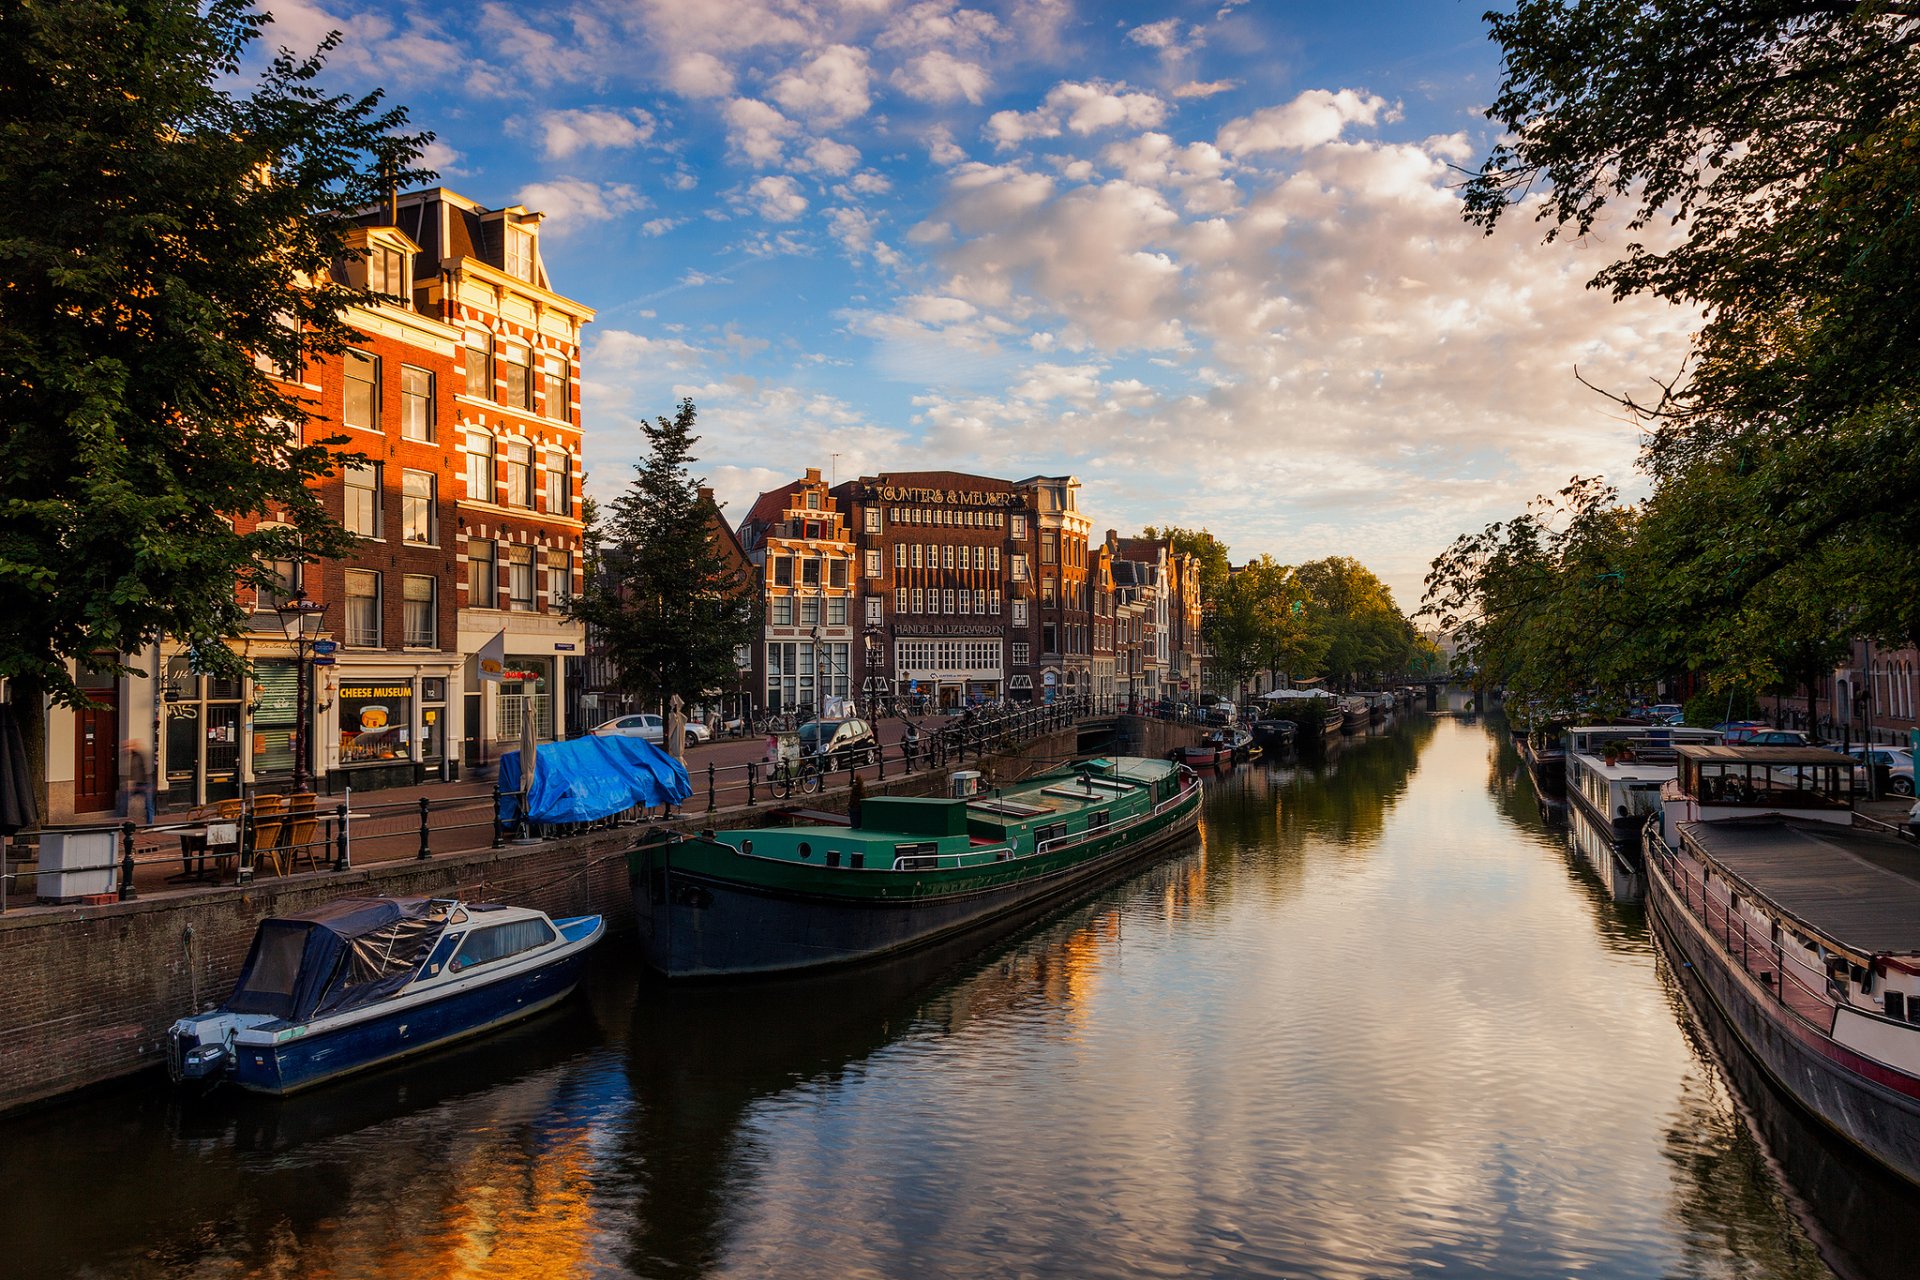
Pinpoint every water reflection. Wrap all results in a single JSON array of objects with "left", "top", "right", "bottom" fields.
[{"left": 3, "top": 714, "right": 1914, "bottom": 1279}]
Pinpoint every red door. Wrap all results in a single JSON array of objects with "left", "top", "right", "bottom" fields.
[{"left": 73, "top": 688, "right": 119, "bottom": 813}]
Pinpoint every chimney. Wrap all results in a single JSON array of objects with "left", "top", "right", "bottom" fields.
[
  {"left": 697, "top": 486, "right": 715, "bottom": 503},
  {"left": 804, "top": 467, "right": 822, "bottom": 483}
]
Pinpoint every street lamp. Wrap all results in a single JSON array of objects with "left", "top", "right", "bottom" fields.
[{"left": 276, "top": 589, "right": 327, "bottom": 794}]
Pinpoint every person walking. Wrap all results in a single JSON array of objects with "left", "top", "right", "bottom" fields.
[{"left": 123, "top": 739, "right": 154, "bottom": 826}]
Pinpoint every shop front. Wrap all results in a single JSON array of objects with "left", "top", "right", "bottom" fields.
[{"left": 325, "top": 673, "right": 454, "bottom": 793}]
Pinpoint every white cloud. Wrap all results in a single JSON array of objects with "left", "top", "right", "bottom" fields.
[
  {"left": 1174, "top": 79, "right": 1238, "bottom": 99},
  {"left": 641, "top": 216, "right": 687, "bottom": 236},
  {"left": 722, "top": 97, "right": 799, "bottom": 166},
  {"left": 892, "top": 50, "right": 992, "bottom": 104},
  {"left": 770, "top": 44, "right": 873, "bottom": 125},
  {"left": 988, "top": 80, "right": 1168, "bottom": 149},
  {"left": 517, "top": 178, "right": 645, "bottom": 226},
  {"left": 1218, "top": 88, "right": 1396, "bottom": 155},
  {"left": 805, "top": 137, "right": 863, "bottom": 175},
  {"left": 746, "top": 175, "right": 810, "bottom": 222},
  {"left": 529, "top": 107, "right": 657, "bottom": 159},
  {"left": 878, "top": 2, "right": 1004, "bottom": 52},
  {"left": 926, "top": 125, "right": 968, "bottom": 167},
  {"left": 417, "top": 137, "right": 464, "bottom": 178},
  {"left": 1127, "top": 18, "right": 1184, "bottom": 50},
  {"left": 668, "top": 50, "right": 736, "bottom": 97}
]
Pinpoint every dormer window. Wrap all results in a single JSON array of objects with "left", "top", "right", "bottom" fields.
[
  {"left": 505, "top": 225, "right": 534, "bottom": 281},
  {"left": 368, "top": 243, "right": 409, "bottom": 300}
]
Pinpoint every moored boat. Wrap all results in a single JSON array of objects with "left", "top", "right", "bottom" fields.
[
  {"left": 1250, "top": 718, "right": 1297, "bottom": 755},
  {"left": 1563, "top": 724, "right": 1722, "bottom": 899},
  {"left": 1646, "top": 744, "right": 1920, "bottom": 1188},
  {"left": 1340, "top": 697, "right": 1368, "bottom": 733},
  {"left": 168, "top": 897, "right": 603, "bottom": 1095},
  {"left": 1179, "top": 742, "right": 1219, "bottom": 767},
  {"left": 630, "top": 755, "right": 1201, "bottom": 979}
]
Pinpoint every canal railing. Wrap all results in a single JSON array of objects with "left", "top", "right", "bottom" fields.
[{"left": 2, "top": 696, "right": 1183, "bottom": 912}]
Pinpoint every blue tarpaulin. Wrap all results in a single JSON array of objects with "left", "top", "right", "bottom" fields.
[{"left": 497, "top": 735, "right": 693, "bottom": 826}]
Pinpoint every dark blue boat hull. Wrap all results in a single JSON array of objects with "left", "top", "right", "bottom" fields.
[{"left": 229, "top": 949, "right": 592, "bottom": 1095}]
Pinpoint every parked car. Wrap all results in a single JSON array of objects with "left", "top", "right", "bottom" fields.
[
  {"left": 588, "top": 713, "right": 708, "bottom": 750},
  {"left": 797, "top": 717, "right": 878, "bottom": 767},
  {"left": 1648, "top": 704, "right": 1685, "bottom": 725},
  {"left": 1716, "top": 720, "right": 1772, "bottom": 745},
  {"left": 1845, "top": 745, "right": 1916, "bottom": 797}
]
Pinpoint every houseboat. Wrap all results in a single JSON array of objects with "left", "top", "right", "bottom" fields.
[
  {"left": 1250, "top": 718, "right": 1297, "bottom": 755},
  {"left": 168, "top": 897, "right": 603, "bottom": 1095},
  {"left": 1646, "top": 744, "right": 1920, "bottom": 1188},
  {"left": 1340, "top": 697, "right": 1369, "bottom": 734},
  {"left": 1564, "top": 724, "right": 1722, "bottom": 900},
  {"left": 630, "top": 756, "right": 1201, "bottom": 979}
]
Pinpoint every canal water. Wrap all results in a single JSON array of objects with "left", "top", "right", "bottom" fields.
[{"left": 3, "top": 714, "right": 1912, "bottom": 1279}]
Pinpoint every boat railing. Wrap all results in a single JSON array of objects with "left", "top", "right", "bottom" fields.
[{"left": 1646, "top": 827, "right": 1838, "bottom": 1034}]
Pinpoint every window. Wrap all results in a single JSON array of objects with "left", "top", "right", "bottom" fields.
[
  {"left": 802, "top": 558, "right": 822, "bottom": 586},
  {"left": 404, "top": 575, "right": 436, "bottom": 647},
  {"left": 547, "top": 549, "right": 571, "bottom": 606},
  {"left": 504, "top": 225, "right": 535, "bottom": 282},
  {"left": 401, "top": 470, "right": 435, "bottom": 545},
  {"left": 772, "top": 596, "right": 792, "bottom": 625},
  {"left": 1012, "top": 555, "right": 1029, "bottom": 582},
  {"left": 975, "top": 589, "right": 986, "bottom": 614},
  {"left": 990, "top": 547, "right": 1001, "bottom": 571},
  {"left": 974, "top": 546, "right": 986, "bottom": 570},
  {"left": 1012, "top": 641, "right": 1029, "bottom": 664},
  {"left": 911, "top": 544, "right": 923, "bottom": 569},
  {"left": 502, "top": 345, "right": 533, "bottom": 410},
  {"left": 895, "top": 587, "right": 906, "bottom": 612},
  {"left": 805, "top": 490, "right": 821, "bottom": 509},
  {"left": 865, "top": 507, "right": 881, "bottom": 534},
  {"left": 508, "top": 545, "right": 535, "bottom": 610},
  {"left": 464, "top": 336, "right": 490, "bottom": 398},
  {"left": 943, "top": 589, "right": 955, "bottom": 614},
  {"left": 468, "top": 538, "right": 496, "bottom": 608},
  {"left": 895, "top": 544, "right": 908, "bottom": 569},
  {"left": 546, "top": 449, "right": 571, "bottom": 515},
  {"left": 505, "top": 441, "right": 534, "bottom": 507},
  {"left": 1042, "top": 535, "right": 1057, "bottom": 564},
  {"left": 1044, "top": 624, "right": 1058, "bottom": 653},
  {"left": 773, "top": 555, "right": 793, "bottom": 586},
  {"left": 958, "top": 590, "right": 972, "bottom": 615},
  {"left": 367, "top": 243, "right": 409, "bottom": 298},
  {"left": 258, "top": 558, "right": 302, "bottom": 612},
  {"left": 865, "top": 550, "right": 882, "bottom": 578},
  {"left": 828, "top": 598, "right": 847, "bottom": 625},
  {"left": 545, "top": 357, "right": 571, "bottom": 422},
  {"left": 344, "top": 350, "right": 378, "bottom": 430},
  {"left": 1012, "top": 515, "right": 1027, "bottom": 539},
  {"left": 1043, "top": 579, "right": 1057, "bottom": 608},
  {"left": 991, "top": 590, "right": 1002, "bottom": 615},
  {"left": 467, "top": 433, "right": 495, "bottom": 501},
  {"left": 867, "top": 597, "right": 883, "bottom": 624},
  {"left": 345, "top": 461, "right": 381, "bottom": 537},
  {"left": 451, "top": 917, "right": 555, "bottom": 973},
  {"left": 399, "top": 366, "right": 433, "bottom": 442},
  {"left": 912, "top": 587, "right": 924, "bottom": 613},
  {"left": 800, "top": 597, "right": 819, "bottom": 625},
  {"left": 943, "top": 545, "right": 955, "bottom": 570},
  {"left": 830, "top": 560, "right": 848, "bottom": 588},
  {"left": 345, "top": 570, "right": 381, "bottom": 647},
  {"left": 1012, "top": 598, "right": 1029, "bottom": 626}
]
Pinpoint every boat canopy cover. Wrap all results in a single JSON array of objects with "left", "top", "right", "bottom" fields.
[
  {"left": 498, "top": 734, "right": 693, "bottom": 826},
  {"left": 224, "top": 897, "right": 449, "bottom": 1023}
]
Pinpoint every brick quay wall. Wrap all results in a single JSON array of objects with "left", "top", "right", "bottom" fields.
[{"left": 0, "top": 720, "right": 1199, "bottom": 1116}]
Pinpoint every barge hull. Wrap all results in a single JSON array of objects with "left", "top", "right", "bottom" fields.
[
  {"left": 634, "top": 792, "right": 1201, "bottom": 979},
  {"left": 1648, "top": 862, "right": 1920, "bottom": 1188}
]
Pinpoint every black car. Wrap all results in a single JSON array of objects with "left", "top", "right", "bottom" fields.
[{"left": 797, "top": 717, "right": 878, "bottom": 766}]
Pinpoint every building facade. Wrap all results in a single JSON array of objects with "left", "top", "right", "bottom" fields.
[{"left": 738, "top": 469, "right": 860, "bottom": 719}]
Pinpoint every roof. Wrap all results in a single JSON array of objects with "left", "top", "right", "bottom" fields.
[
  {"left": 845, "top": 470, "right": 1023, "bottom": 494},
  {"left": 1677, "top": 744, "right": 1854, "bottom": 766},
  {"left": 1684, "top": 818, "right": 1920, "bottom": 957}
]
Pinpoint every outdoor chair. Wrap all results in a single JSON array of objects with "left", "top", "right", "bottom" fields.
[
  {"left": 283, "top": 793, "right": 321, "bottom": 872},
  {"left": 248, "top": 794, "right": 288, "bottom": 876}
]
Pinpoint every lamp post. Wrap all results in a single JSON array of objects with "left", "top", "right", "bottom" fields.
[{"left": 276, "top": 590, "right": 327, "bottom": 794}]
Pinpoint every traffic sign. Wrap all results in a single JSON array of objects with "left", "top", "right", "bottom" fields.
[{"left": 312, "top": 639, "right": 338, "bottom": 655}]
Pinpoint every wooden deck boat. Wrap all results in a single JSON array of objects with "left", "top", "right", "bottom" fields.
[
  {"left": 168, "top": 897, "right": 603, "bottom": 1095},
  {"left": 630, "top": 756, "right": 1201, "bottom": 979},
  {"left": 1646, "top": 745, "right": 1920, "bottom": 1187}
]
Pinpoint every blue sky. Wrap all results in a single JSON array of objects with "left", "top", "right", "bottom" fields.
[{"left": 268, "top": 0, "right": 1692, "bottom": 607}]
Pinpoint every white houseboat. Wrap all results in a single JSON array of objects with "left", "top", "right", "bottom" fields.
[{"left": 1562, "top": 724, "right": 1721, "bottom": 899}]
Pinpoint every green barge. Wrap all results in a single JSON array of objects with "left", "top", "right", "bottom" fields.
[{"left": 629, "top": 756, "right": 1202, "bottom": 978}]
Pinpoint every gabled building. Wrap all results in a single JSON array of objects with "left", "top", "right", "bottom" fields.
[
  {"left": 1019, "top": 476, "right": 1094, "bottom": 706},
  {"left": 738, "top": 468, "right": 859, "bottom": 718}
]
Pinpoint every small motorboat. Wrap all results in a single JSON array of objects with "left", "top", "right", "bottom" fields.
[
  {"left": 1251, "top": 719, "right": 1297, "bottom": 754},
  {"left": 168, "top": 896, "right": 603, "bottom": 1095},
  {"left": 1178, "top": 742, "right": 1219, "bottom": 768}
]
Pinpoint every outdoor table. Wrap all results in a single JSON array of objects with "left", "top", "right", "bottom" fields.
[{"left": 171, "top": 821, "right": 239, "bottom": 882}]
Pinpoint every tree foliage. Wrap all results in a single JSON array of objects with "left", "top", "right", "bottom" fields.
[
  {"left": 0, "top": 0, "right": 428, "bottom": 711},
  {"left": 1467, "top": 1, "right": 1920, "bottom": 672},
  {"left": 570, "top": 400, "right": 760, "bottom": 716},
  {"left": 1296, "top": 556, "right": 1417, "bottom": 688}
]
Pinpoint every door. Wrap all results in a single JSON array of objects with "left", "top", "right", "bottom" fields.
[{"left": 73, "top": 680, "right": 119, "bottom": 813}]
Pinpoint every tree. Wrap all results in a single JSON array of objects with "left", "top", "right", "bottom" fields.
[
  {"left": 1467, "top": 2, "right": 1920, "bottom": 656},
  {"left": 571, "top": 400, "right": 760, "bottom": 717},
  {"left": 1296, "top": 557, "right": 1415, "bottom": 688},
  {"left": 0, "top": 0, "right": 428, "bottom": 787}
]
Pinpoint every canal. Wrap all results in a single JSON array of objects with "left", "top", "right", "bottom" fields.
[{"left": 3, "top": 713, "right": 1912, "bottom": 1279}]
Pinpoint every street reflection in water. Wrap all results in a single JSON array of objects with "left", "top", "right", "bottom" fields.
[{"left": 2, "top": 715, "right": 1911, "bottom": 1279}]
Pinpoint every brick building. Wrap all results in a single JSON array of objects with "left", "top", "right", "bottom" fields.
[
  {"left": 738, "top": 468, "right": 860, "bottom": 718},
  {"left": 43, "top": 185, "right": 593, "bottom": 822},
  {"left": 1021, "top": 476, "right": 1094, "bottom": 706}
]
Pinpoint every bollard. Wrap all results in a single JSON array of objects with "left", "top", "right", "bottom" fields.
[
  {"left": 118, "top": 821, "right": 138, "bottom": 901},
  {"left": 708, "top": 762, "right": 717, "bottom": 814},
  {"left": 334, "top": 803, "right": 350, "bottom": 871},
  {"left": 747, "top": 760, "right": 758, "bottom": 805},
  {"left": 491, "top": 780, "right": 503, "bottom": 848},
  {"left": 417, "top": 795, "right": 432, "bottom": 860}
]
